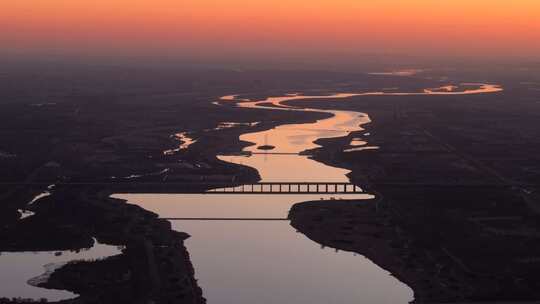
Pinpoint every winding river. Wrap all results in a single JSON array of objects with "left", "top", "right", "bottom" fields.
[
  {"left": 0, "top": 83, "right": 504, "bottom": 302},
  {"left": 117, "top": 83, "right": 502, "bottom": 304}
]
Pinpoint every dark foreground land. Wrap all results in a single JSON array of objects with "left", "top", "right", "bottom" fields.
[
  {"left": 288, "top": 72, "right": 540, "bottom": 302},
  {"left": 1, "top": 63, "right": 540, "bottom": 303},
  {"left": 0, "top": 65, "right": 395, "bottom": 303}
]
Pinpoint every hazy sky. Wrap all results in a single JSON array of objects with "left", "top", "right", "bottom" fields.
[{"left": 2, "top": 1, "right": 540, "bottom": 66}]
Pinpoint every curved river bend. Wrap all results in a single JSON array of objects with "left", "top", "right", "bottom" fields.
[{"left": 117, "top": 83, "right": 502, "bottom": 304}]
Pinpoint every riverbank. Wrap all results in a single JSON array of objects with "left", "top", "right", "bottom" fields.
[
  {"left": 0, "top": 76, "right": 335, "bottom": 302},
  {"left": 286, "top": 86, "right": 540, "bottom": 302},
  {"left": 1, "top": 187, "right": 206, "bottom": 304},
  {"left": 3, "top": 66, "right": 539, "bottom": 302},
  {"left": 289, "top": 198, "right": 474, "bottom": 303}
]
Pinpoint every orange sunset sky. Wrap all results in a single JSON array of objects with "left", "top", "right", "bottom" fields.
[{"left": 1, "top": 0, "right": 540, "bottom": 64}]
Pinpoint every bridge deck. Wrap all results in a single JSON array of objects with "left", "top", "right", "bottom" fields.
[
  {"left": 207, "top": 182, "right": 364, "bottom": 194},
  {"left": 163, "top": 217, "right": 288, "bottom": 221},
  {"left": 0, "top": 181, "right": 365, "bottom": 194}
]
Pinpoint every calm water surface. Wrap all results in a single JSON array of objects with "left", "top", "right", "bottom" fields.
[
  {"left": 0, "top": 240, "right": 121, "bottom": 301},
  {"left": 0, "top": 84, "right": 504, "bottom": 301},
  {"left": 117, "top": 192, "right": 410, "bottom": 304},
  {"left": 117, "top": 84, "right": 503, "bottom": 303}
]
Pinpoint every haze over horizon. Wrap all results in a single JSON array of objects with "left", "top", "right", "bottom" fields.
[
  {"left": 3, "top": 2, "right": 540, "bottom": 304},
  {"left": 2, "top": 1, "right": 540, "bottom": 69}
]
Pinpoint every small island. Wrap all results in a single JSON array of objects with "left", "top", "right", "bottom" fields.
[{"left": 257, "top": 145, "right": 275, "bottom": 150}]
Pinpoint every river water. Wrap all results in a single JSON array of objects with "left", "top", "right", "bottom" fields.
[
  {"left": 0, "top": 83, "right": 503, "bottom": 302},
  {"left": 0, "top": 239, "right": 122, "bottom": 301},
  {"left": 116, "top": 84, "right": 502, "bottom": 304}
]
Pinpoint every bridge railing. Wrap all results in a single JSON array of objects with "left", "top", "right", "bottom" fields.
[{"left": 207, "top": 182, "right": 363, "bottom": 194}]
